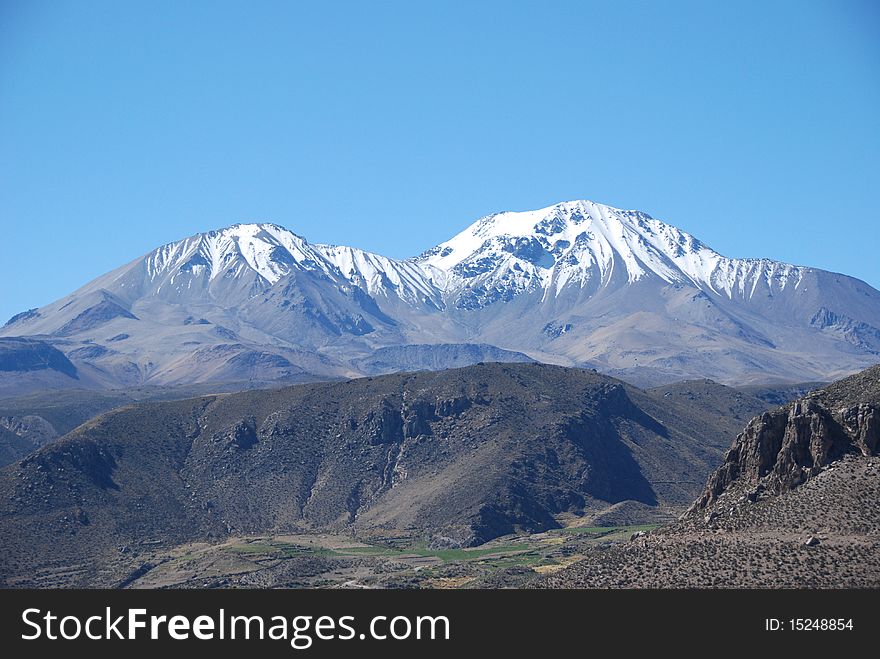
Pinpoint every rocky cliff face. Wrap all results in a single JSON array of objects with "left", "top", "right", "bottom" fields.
[
  {"left": 542, "top": 364, "right": 880, "bottom": 589},
  {"left": 694, "top": 364, "right": 880, "bottom": 509}
]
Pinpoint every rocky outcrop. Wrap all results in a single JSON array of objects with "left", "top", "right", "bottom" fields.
[
  {"left": 695, "top": 377, "right": 880, "bottom": 509},
  {"left": 0, "top": 415, "right": 58, "bottom": 449},
  {"left": 0, "top": 415, "right": 60, "bottom": 468},
  {"left": 361, "top": 394, "right": 478, "bottom": 445},
  {"left": 840, "top": 403, "right": 880, "bottom": 455}
]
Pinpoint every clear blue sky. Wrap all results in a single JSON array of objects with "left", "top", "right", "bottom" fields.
[{"left": 1, "top": 0, "right": 878, "bottom": 322}]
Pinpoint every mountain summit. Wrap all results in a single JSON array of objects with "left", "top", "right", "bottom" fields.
[
  {"left": 416, "top": 200, "right": 807, "bottom": 307},
  {"left": 3, "top": 200, "right": 879, "bottom": 392}
]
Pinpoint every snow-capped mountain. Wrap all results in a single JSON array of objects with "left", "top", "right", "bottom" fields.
[
  {"left": 3, "top": 200, "right": 879, "bottom": 394},
  {"left": 133, "top": 222, "right": 440, "bottom": 310},
  {"left": 416, "top": 200, "right": 806, "bottom": 307}
]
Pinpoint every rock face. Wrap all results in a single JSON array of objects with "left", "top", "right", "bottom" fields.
[
  {"left": 540, "top": 364, "right": 880, "bottom": 589},
  {"left": 0, "top": 363, "right": 771, "bottom": 587},
  {"left": 695, "top": 364, "right": 880, "bottom": 509},
  {"left": 0, "top": 415, "right": 61, "bottom": 468},
  {"left": 0, "top": 415, "right": 58, "bottom": 448}
]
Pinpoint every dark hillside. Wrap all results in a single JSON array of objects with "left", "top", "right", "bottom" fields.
[{"left": 0, "top": 362, "right": 768, "bottom": 587}]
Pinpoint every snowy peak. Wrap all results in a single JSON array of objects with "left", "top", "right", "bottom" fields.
[
  {"left": 414, "top": 200, "right": 696, "bottom": 306},
  {"left": 415, "top": 200, "right": 808, "bottom": 304},
  {"left": 144, "top": 223, "right": 329, "bottom": 286},
  {"left": 140, "top": 223, "right": 442, "bottom": 309},
  {"left": 417, "top": 200, "right": 689, "bottom": 282},
  {"left": 3, "top": 198, "right": 880, "bottom": 391},
  {"left": 135, "top": 203, "right": 811, "bottom": 313},
  {"left": 316, "top": 244, "right": 443, "bottom": 307}
]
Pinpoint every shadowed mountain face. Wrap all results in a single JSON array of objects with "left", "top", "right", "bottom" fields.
[
  {"left": 353, "top": 343, "right": 534, "bottom": 375},
  {"left": 3, "top": 200, "right": 880, "bottom": 393},
  {"left": 0, "top": 363, "right": 770, "bottom": 587},
  {"left": 541, "top": 364, "right": 880, "bottom": 589},
  {"left": 0, "top": 338, "right": 77, "bottom": 378}
]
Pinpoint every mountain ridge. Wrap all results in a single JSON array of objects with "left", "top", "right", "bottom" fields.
[
  {"left": 0, "top": 362, "right": 772, "bottom": 587},
  {"left": 3, "top": 199, "right": 880, "bottom": 391}
]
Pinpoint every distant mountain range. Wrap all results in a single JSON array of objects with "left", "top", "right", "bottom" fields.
[{"left": 3, "top": 199, "right": 880, "bottom": 393}]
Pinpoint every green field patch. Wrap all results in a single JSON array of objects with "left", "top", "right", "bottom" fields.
[
  {"left": 412, "top": 543, "right": 531, "bottom": 562},
  {"left": 228, "top": 538, "right": 535, "bottom": 565},
  {"left": 477, "top": 551, "right": 545, "bottom": 569},
  {"left": 558, "top": 524, "right": 658, "bottom": 537},
  {"left": 336, "top": 546, "right": 401, "bottom": 557},
  {"left": 278, "top": 545, "right": 335, "bottom": 558},
  {"left": 228, "top": 541, "right": 333, "bottom": 558},
  {"left": 229, "top": 543, "right": 280, "bottom": 555}
]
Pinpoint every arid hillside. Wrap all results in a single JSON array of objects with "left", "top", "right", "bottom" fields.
[
  {"left": 542, "top": 364, "right": 880, "bottom": 588},
  {"left": 0, "top": 363, "right": 768, "bottom": 587}
]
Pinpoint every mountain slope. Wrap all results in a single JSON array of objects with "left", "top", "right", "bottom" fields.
[
  {"left": 541, "top": 364, "right": 880, "bottom": 588},
  {"left": 415, "top": 201, "right": 880, "bottom": 384},
  {"left": 0, "top": 363, "right": 769, "bottom": 587},
  {"left": 3, "top": 200, "right": 880, "bottom": 389}
]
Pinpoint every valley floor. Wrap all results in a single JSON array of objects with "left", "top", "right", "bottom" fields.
[
  {"left": 5, "top": 457, "right": 878, "bottom": 589},
  {"left": 0, "top": 519, "right": 667, "bottom": 589}
]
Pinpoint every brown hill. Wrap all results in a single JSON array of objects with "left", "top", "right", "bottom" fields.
[
  {"left": 542, "top": 364, "right": 880, "bottom": 588},
  {"left": 0, "top": 363, "right": 766, "bottom": 587}
]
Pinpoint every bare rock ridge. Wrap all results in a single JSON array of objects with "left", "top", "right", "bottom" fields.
[{"left": 694, "top": 364, "right": 880, "bottom": 509}]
